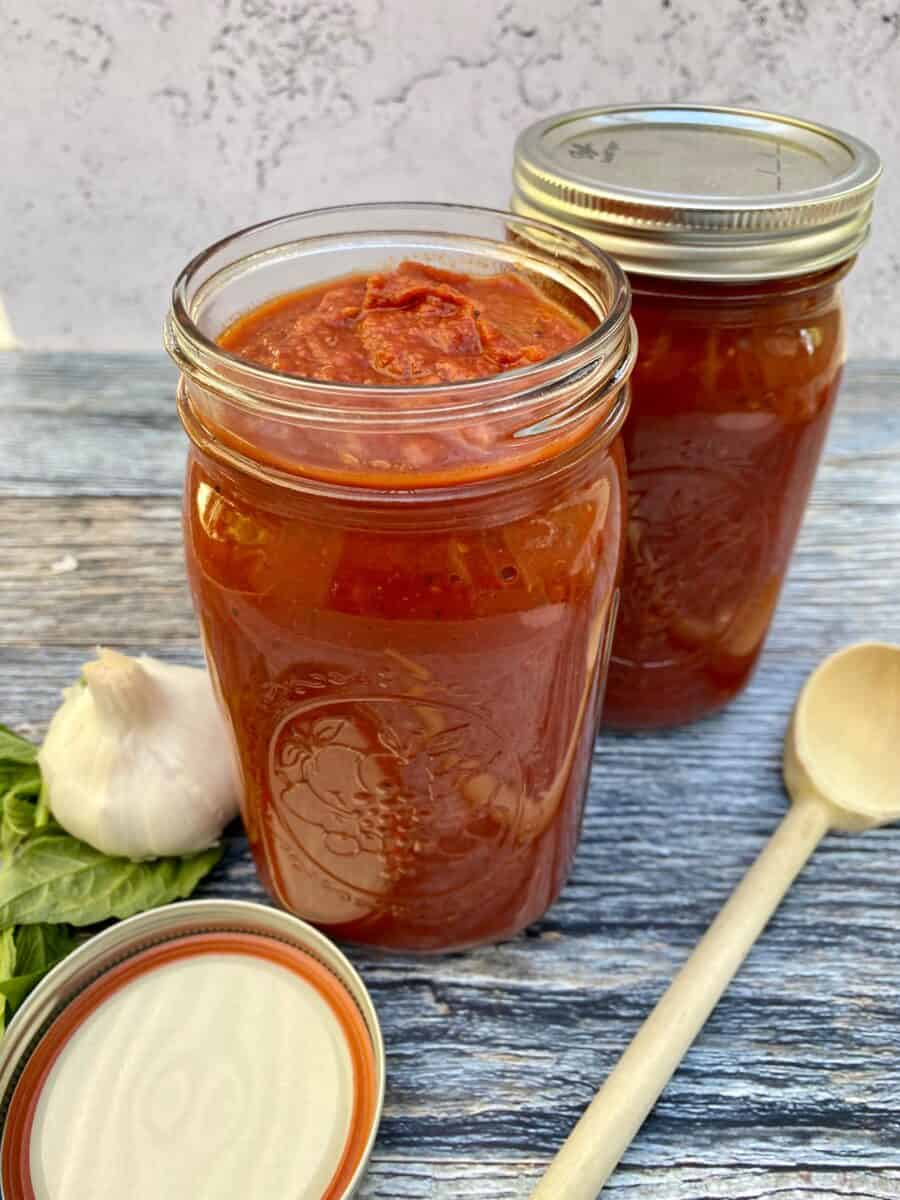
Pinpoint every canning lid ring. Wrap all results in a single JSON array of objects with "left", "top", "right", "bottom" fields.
[{"left": 0, "top": 900, "right": 385, "bottom": 1200}]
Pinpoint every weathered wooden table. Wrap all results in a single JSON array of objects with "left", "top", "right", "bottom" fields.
[{"left": 2, "top": 355, "right": 899, "bottom": 1198}]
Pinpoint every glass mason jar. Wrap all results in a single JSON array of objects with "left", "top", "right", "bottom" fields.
[
  {"left": 165, "top": 204, "right": 635, "bottom": 952},
  {"left": 513, "top": 105, "right": 882, "bottom": 728}
]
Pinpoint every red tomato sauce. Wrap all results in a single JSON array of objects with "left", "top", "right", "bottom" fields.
[
  {"left": 183, "top": 262, "right": 625, "bottom": 951},
  {"left": 604, "top": 267, "right": 846, "bottom": 728},
  {"left": 219, "top": 260, "right": 589, "bottom": 385}
]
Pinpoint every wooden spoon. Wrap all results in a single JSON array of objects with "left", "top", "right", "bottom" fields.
[{"left": 530, "top": 641, "right": 900, "bottom": 1200}]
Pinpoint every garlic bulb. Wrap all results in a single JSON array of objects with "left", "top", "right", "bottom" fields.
[{"left": 38, "top": 648, "right": 240, "bottom": 860}]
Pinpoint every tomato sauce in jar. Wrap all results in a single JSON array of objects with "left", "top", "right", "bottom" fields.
[
  {"left": 611, "top": 266, "right": 847, "bottom": 726},
  {"left": 513, "top": 105, "right": 881, "bottom": 727},
  {"left": 167, "top": 206, "right": 635, "bottom": 951}
]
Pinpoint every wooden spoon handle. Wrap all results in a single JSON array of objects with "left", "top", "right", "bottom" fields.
[{"left": 529, "top": 799, "right": 831, "bottom": 1200}]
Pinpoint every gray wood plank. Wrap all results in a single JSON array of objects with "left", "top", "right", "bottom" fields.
[
  {"left": 357, "top": 1164, "right": 900, "bottom": 1199},
  {"left": 0, "top": 497, "right": 196, "bottom": 645},
  {"left": 0, "top": 353, "right": 184, "bottom": 497},
  {"left": 2, "top": 354, "right": 900, "bottom": 1194}
]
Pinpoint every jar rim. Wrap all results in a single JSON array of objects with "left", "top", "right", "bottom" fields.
[{"left": 164, "top": 201, "right": 632, "bottom": 427}]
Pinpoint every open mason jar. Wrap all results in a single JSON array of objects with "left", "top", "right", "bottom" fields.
[
  {"left": 165, "top": 204, "right": 635, "bottom": 951},
  {"left": 513, "top": 105, "right": 882, "bottom": 728}
]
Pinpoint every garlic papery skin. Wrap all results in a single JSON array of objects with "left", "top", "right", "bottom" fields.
[{"left": 38, "top": 648, "right": 240, "bottom": 860}]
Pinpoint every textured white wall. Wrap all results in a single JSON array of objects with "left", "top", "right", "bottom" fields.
[{"left": 2, "top": 0, "right": 898, "bottom": 353}]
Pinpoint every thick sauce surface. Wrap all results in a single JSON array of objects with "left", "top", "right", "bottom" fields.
[
  {"left": 184, "top": 262, "right": 624, "bottom": 951},
  {"left": 605, "top": 268, "right": 845, "bottom": 728},
  {"left": 219, "top": 260, "right": 589, "bottom": 385}
]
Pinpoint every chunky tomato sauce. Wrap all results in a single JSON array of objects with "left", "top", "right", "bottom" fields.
[
  {"left": 219, "top": 260, "right": 589, "bottom": 384},
  {"left": 604, "top": 266, "right": 846, "bottom": 728},
  {"left": 183, "top": 262, "right": 626, "bottom": 951}
]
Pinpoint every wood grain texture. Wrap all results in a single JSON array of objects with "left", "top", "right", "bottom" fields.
[
  {"left": 2, "top": 353, "right": 900, "bottom": 1197},
  {"left": 356, "top": 1166, "right": 900, "bottom": 1199}
]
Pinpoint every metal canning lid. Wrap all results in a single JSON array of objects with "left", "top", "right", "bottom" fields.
[
  {"left": 0, "top": 900, "right": 385, "bottom": 1200},
  {"left": 512, "top": 104, "right": 883, "bottom": 281}
]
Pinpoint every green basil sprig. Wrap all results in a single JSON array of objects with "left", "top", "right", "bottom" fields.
[{"left": 0, "top": 723, "right": 223, "bottom": 1032}]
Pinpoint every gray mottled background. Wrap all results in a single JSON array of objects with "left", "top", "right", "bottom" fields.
[{"left": 2, "top": 0, "right": 897, "bottom": 353}]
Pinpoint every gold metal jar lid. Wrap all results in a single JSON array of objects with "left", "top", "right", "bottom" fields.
[{"left": 512, "top": 104, "right": 882, "bottom": 281}]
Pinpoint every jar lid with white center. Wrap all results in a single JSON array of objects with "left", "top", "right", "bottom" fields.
[{"left": 0, "top": 900, "right": 384, "bottom": 1200}]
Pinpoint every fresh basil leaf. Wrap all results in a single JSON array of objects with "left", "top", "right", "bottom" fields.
[
  {"left": 33, "top": 778, "right": 51, "bottom": 829},
  {"left": 0, "top": 928, "right": 16, "bottom": 978},
  {"left": 0, "top": 972, "right": 43, "bottom": 1019},
  {"left": 0, "top": 725, "right": 38, "bottom": 766},
  {"left": 0, "top": 757, "right": 52, "bottom": 860},
  {"left": 0, "top": 928, "right": 16, "bottom": 1036},
  {"left": 0, "top": 832, "right": 223, "bottom": 927},
  {"left": 13, "top": 923, "right": 78, "bottom": 977},
  {"left": 1, "top": 792, "right": 39, "bottom": 858},
  {"left": 0, "top": 726, "right": 41, "bottom": 809},
  {"left": 0, "top": 924, "right": 80, "bottom": 1031},
  {"left": 1, "top": 928, "right": 73, "bottom": 1015},
  {"left": 5, "top": 772, "right": 41, "bottom": 802},
  {"left": 0, "top": 761, "right": 39, "bottom": 796}
]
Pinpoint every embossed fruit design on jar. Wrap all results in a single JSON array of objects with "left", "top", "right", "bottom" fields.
[
  {"left": 167, "top": 205, "right": 635, "bottom": 950},
  {"left": 513, "top": 104, "right": 882, "bottom": 726},
  {"left": 267, "top": 694, "right": 526, "bottom": 927}
]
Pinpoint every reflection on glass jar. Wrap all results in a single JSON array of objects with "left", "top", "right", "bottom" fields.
[{"left": 167, "top": 204, "right": 634, "bottom": 950}]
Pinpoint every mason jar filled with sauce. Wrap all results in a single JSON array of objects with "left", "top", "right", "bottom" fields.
[
  {"left": 513, "top": 105, "right": 882, "bottom": 728},
  {"left": 165, "top": 204, "right": 636, "bottom": 951}
]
